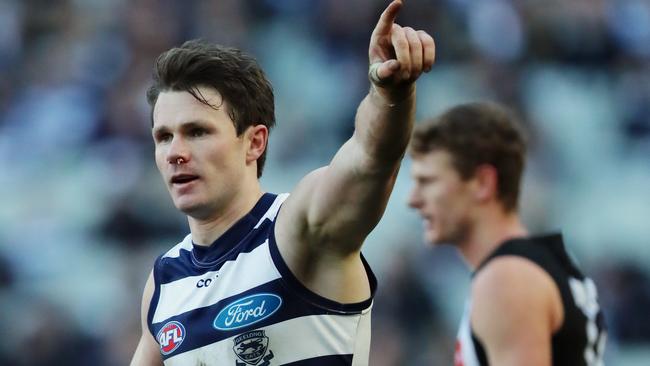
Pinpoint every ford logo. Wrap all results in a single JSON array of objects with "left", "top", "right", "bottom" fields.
[{"left": 213, "top": 293, "right": 282, "bottom": 331}]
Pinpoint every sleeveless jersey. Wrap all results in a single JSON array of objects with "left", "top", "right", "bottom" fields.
[
  {"left": 455, "top": 234, "right": 607, "bottom": 366},
  {"left": 147, "top": 193, "right": 377, "bottom": 365}
]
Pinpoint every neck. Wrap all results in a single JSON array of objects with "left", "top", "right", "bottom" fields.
[
  {"left": 457, "top": 207, "right": 528, "bottom": 270},
  {"left": 188, "top": 183, "right": 263, "bottom": 246}
]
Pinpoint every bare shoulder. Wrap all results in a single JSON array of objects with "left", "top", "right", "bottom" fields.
[
  {"left": 275, "top": 167, "right": 327, "bottom": 245},
  {"left": 141, "top": 271, "right": 155, "bottom": 318},
  {"left": 472, "top": 255, "right": 558, "bottom": 305},
  {"left": 472, "top": 255, "right": 562, "bottom": 324},
  {"left": 273, "top": 166, "right": 327, "bottom": 279}
]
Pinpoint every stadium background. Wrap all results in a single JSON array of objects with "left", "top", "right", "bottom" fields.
[{"left": 1, "top": 0, "right": 649, "bottom": 364}]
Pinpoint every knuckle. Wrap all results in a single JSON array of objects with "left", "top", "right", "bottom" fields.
[{"left": 418, "top": 31, "right": 433, "bottom": 42}]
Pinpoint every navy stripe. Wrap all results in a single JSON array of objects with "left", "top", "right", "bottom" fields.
[
  {"left": 147, "top": 253, "right": 164, "bottom": 337},
  {"left": 153, "top": 278, "right": 347, "bottom": 359},
  {"left": 281, "top": 354, "right": 353, "bottom": 365},
  {"left": 268, "top": 220, "right": 377, "bottom": 314},
  {"left": 192, "top": 193, "right": 278, "bottom": 264}
]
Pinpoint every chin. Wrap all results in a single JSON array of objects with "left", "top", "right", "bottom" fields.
[
  {"left": 424, "top": 231, "right": 441, "bottom": 246},
  {"left": 427, "top": 229, "right": 454, "bottom": 246},
  {"left": 179, "top": 201, "right": 219, "bottom": 221},
  {"left": 174, "top": 197, "right": 203, "bottom": 214}
]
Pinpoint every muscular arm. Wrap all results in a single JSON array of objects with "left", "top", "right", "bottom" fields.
[
  {"left": 283, "top": 84, "right": 416, "bottom": 253},
  {"left": 130, "top": 271, "right": 163, "bottom": 366},
  {"left": 275, "top": 1, "right": 434, "bottom": 293},
  {"left": 471, "top": 256, "right": 564, "bottom": 366}
]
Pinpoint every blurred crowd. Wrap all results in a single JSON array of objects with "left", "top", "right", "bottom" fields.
[{"left": 1, "top": 0, "right": 650, "bottom": 365}]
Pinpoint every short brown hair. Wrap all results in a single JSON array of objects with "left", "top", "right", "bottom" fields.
[
  {"left": 410, "top": 102, "right": 526, "bottom": 211},
  {"left": 147, "top": 39, "right": 275, "bottom": 178}
]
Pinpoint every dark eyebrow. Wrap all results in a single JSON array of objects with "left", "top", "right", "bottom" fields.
[
  {"left": 180, "top": 120, "right": 211, "bottom": 130},
  {"left": 152, "top": 120, "right": 212, "bottom": 135}
]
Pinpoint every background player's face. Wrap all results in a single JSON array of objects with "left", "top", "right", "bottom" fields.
[
  {"left": 152, "top": 87, "right": 248, "bottom": 219},
  {"left": 408, "top": 150, "right": 475, "bottom": 246}
]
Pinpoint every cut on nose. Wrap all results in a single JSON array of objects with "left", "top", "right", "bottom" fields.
[{"left": 166, "top": 138, "right": 191, "bottom": 164}]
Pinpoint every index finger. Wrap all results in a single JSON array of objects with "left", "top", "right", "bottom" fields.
[{"left": 371, "top": 0, "right": 403, "bottom": 38}]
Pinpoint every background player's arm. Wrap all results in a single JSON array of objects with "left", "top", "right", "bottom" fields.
[
  {"left": 471, "top": 256, "right": 564, "bottom": 366},
  {"left": 277, "top": 1, "right": 434, "bottom": 259},
  {"left": 130, "top": 272, "right": 163, "bottom": 366}
]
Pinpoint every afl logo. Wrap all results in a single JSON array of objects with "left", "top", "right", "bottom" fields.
[{"left": 157, "top": 321, "right": 186, "bottom": 355}]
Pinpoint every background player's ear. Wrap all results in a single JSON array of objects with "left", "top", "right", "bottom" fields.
[
  {"left": 245, "top": 124, "right": 268, "bottom": 163},
  {"left": 472, "top": 164, "right": 498, "bottom": 204}
]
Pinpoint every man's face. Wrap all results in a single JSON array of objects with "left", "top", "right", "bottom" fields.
[
  {"left": 152, "top": 87, "right": 247, "bottom": 219},
  {"left": 408, "top": 150, "right": 475, "bottom": 246}
]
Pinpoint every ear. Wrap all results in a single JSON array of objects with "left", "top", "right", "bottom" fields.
[
  {"left": 244, "top": 125, "right": 269, "bottom": 164},
  {"left": 472, "top": 164, "right": 498, "bottom": 204}
]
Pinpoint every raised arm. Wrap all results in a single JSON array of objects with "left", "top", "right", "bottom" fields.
[{"left": 275, "top": 0, "right": 435, "bottom": 295}]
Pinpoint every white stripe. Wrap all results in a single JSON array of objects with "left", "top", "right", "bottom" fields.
[
  {"left": 351, "top": 310, "right": 372, "bottom": 366},
  {"left": 165, "top": 314, "right": 364, "bottom": 365},
  {"left": 153, "top": 241, "right": 280, "bottom": 323},
  {"left": 254, "top": 193, "right": 289, "bottom": 229},
  {"left": 456, "top": 300, "right": 480, "bottom": 366},
  {"left": 162, "top": 234, "right": 193, "bottom": 259}
]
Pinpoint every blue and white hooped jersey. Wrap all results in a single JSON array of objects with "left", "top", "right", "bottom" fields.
[{"left": 148, "top": 193, "right": 377, "bottom": 366}]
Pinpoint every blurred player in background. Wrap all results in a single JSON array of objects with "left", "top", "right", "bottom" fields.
[
  {"left": 408, "top": 102, "right": 606, "bottom": 366},
  {"left": 130, "top": 1, "right": 435, "bottom": 365}
]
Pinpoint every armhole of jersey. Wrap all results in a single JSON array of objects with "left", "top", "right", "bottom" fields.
[
  {"left": 147, "top": 254, "right": 163, "bottom": 337},
  {"left": 478, "top": 249, "right": 568, "bottom": 337},
  {"left": 470, "top": 330, "right": 489, "bottom": 365},
  {"left": 267, "top": 220, "right": 377, "bottom": 314}
]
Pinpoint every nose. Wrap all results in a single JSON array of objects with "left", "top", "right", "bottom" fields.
[
  {"left": 407, "top": 186, "right": 421, "bottom": 209},
  {"left": 166, "top": 136, "right": 191, "bottom": 165}
]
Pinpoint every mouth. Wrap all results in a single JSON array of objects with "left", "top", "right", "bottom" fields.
[
  {"left": 420, "top": 215, "right": 434, "bottom": 229},
  {"left": 171, "top": 174, "right": 200, "bottom": 186}
]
